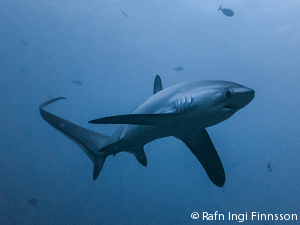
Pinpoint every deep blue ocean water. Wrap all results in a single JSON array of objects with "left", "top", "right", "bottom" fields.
[{"left": 0, "top": 1, "right": 299, "bottom": 224}]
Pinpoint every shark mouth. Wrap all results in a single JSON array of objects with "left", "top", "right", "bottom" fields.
[{"left": 223, "top": 105, "right": 236, "bottom": 111}]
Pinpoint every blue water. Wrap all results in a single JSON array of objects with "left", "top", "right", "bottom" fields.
[{"left": 0, "top": 1, "right": 299, "bottom": 224}]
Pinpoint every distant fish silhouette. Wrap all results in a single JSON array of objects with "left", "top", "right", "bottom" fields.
[
  {"left": 119, "top": 8, "right": 129, "bottom": 18},
  {"left": 72, "top": 80, "right": 83, "bottom": 86},
  {"left": 267, "top": 162, "right": 273, "bottom": 172},
  {"left": 19, "top": 39, "right": 29, "bottom": 46},
  {"left": 21, "top": 67, "right": 27, "bottom": 74},
  {"left": 174, "top": 67, "right": 183, "bottom": 72},
  {"left": 28, "top": 198, "right": 37, "bottom": 205},
  {"left": 218, "top": 6, "right": 234, "bottom": 17}
]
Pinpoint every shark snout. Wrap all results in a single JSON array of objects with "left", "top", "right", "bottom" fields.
[
  {"left": 237, "top": 87, "right": 255, "bottom": 109},
  {"left": 245, "top": 87, "right": 255, "bottom": 103},
  {"left": 225, "top": 87, "right": 255, "bottom": 111}
]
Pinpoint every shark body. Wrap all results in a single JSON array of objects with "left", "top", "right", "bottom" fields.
[{"left": 40, "top": 75, "right": 254, "bottom": 187}]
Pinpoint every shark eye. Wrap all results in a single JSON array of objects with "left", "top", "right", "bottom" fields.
[{"left": 225, "top": 90, "right": 232, "bottom": 98}]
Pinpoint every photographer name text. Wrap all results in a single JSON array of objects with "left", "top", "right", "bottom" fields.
[{"left": 191, "top": 211, "right": 298, "bottom": 222}]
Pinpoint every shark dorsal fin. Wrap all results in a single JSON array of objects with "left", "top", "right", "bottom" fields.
[{"left": 153, "top": 75, "right": 163, "bottom": 94}]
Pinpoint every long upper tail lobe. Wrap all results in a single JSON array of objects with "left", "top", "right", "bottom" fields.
[{"left": 39, "top": 97, "right": 109, "bottom": 180}]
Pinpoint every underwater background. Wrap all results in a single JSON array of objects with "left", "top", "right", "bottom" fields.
[{"left": 0, "top": 0, "right": 299, "bottom": 224}]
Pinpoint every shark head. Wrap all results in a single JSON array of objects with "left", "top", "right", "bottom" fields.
[
  {"left": 221, "top": 83, "right": 255, "bottom": 112},
  {"left": 182, "top": 81, "right": 255, "bottom": 127},
  {"left": 89, "top": 80, "right": 255, "bottom": 130}
]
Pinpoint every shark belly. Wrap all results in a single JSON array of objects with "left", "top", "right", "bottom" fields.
[
  {"left": 109, "top": 109, "right": 213, "bottom": 155},
  {"left": 110, "top": 123, "right": 173, "bottom": 154}
]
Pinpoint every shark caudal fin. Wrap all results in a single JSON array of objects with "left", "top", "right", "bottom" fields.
[
  {"left": 39, "top": 97, "right": 109, "bottom": 180},
  {"left": 218, "top": 5, "right": 222, "bottom": 11}
]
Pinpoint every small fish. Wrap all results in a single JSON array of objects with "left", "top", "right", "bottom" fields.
[
  {"left": 72, "top": 80, "right": 83, "bottom": 86},
  {"left": 21, "top": 67, "right": 27, "bottom": 74},
  {"left": 119, "top": 8, "right": 129, "bottom": 18},
  {"left": 267, "top": 162, "right": 273, "bottom": 172},
  {"left": 19, "top": 39, "right": 29, "bottom": 46},
  {"left": 218, "top": 6, "right": 234, "bottom": 17},
  {"left": 28, "top": 198, "right": 37, "bottom": 204},
  {"left": 174, "top": 67, "right": 183, "bottom": 72}
]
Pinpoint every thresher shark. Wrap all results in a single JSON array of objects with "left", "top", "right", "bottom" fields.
[{"left": 40, "top": 75, "right": 254, "bottom": 187}]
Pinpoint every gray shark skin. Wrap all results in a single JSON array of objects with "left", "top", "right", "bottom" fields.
[{"left": 40, "top": 75, "right": 254, "bottom": 187}]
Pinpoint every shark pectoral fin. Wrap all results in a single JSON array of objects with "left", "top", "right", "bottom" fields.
[
  {"left": 133, "top": 148, "right": 147, "bottom": 166},
  {"left": 153, "top": 75, "right": 163, "bottom": 94},
  {"left": 89, "top": 113, "right": 180, "bottom": 125},
  {"left": 176, "top": 129, "right": 225, "bottom": 187}
]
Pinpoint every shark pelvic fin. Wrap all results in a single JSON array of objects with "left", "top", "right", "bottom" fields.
[
  {"left": 93, "top": 155, "right": 106, "bottom": 180},
  {"left": 89, "top": 113, "right": 180, "bottom": 125},
  {"left": 175, "top": 129, "right": 225, "bottom": 187},
  {"left": 133, "top": 148, "right": 147, "bottom": 166},
  {"left": 153, "top": 75, "right": 163, "bottom": 94}
]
